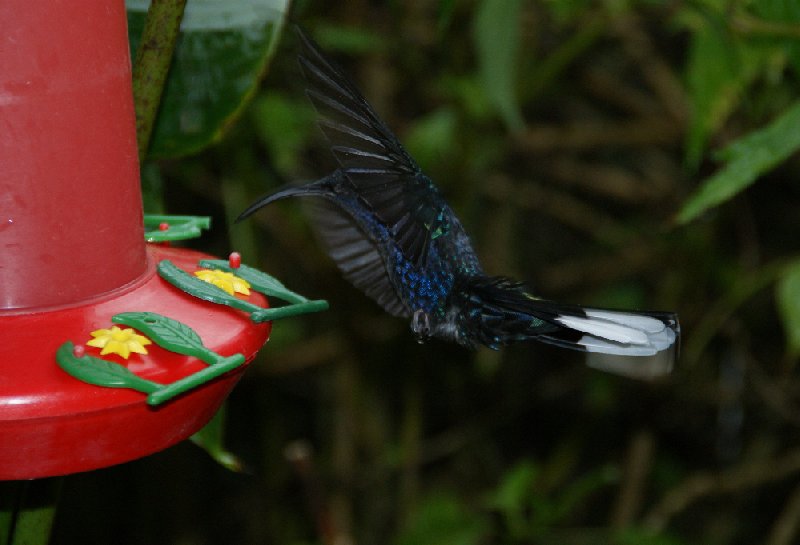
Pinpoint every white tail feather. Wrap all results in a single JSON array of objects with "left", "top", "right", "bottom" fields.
[{"left": 555, "top": 309, "right": 677, "bottom": 356}]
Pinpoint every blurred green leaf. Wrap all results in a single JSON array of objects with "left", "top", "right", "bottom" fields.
[
  {"left": 312, "top": 24, "right": 386, "bottom": 54},
  {"left": 140, "top": 162, "right": 166, "bottom": 213},
  {"left": 776, "top": 260, "right": 800, "bottom": 359},
  {"left": 251, "top": 92, "right": 316, "bottom": 172},
  {"left": 395, "top": 494, "right": 489, "bottom": 545},
  {"left": 677, "top": 99, "right": 800, "bottom": 224},
  {"left": 405, "top": 107, "right": 459, "bottom": 171},
  {"left": 758, "top": 0, "right": 800, "bottom": 17},
  {"left": 684, "top": 13, "right": 761, "bottom": 168},
  {"left": 550, "top": 464, "right": 618, "bottom": 524},
  {"left": 486, "top": 460, "right": 540, "bottom": 539},
  {"left": 487, "top": 460, "right": 538, "bottom": 514},
  {"left": 439, "top": 75, "right": 494, "bottom": 123},
  {"left": 753, "top": 0, "right": 800, "bottom": 24},
  {"left": 473, "top": 0, "right": 525, "bottom": 131},
  {"left": 437, "top": 0, "right": 458, "bottom": 32},
  {"left": 544, "top": 0, "right": 593, "bottom": 25},
  {"left": 486, "top": 458, "right": 618, "bottom": 539},
  {"left": 191, "top": 404, "right": 245, "bottom": 472},
  {"left": 523, "top": 17, "right": 603, "bottom": 101},
  {"left": 615, "top": 527, "right": 689, "bottom": 545},
  {"left": 751, "top": 0, "right": 800, "bottom": 74},
  {"left": 127, "top": 0, "right": 290, "bottom": 158}
]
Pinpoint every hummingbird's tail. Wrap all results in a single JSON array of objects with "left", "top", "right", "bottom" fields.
[
  {"left": 458, "top": 276, "right": 679, "bottom": 378},
  {"left": 537, "top": 304, "right": 679, "bottom": 379},
  {"left": 535, "top": 305, "right": 679, "bottom": 357}
]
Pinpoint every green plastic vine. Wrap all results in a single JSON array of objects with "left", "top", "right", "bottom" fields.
[
  {"left": 158, "top": 259, "right": 329, "bottom": 322},
  {"left": 144, "top": 215, "right": 211, "bottom": 242},
  {"left": 57, "top": 312, "right": 248, "bottom": 406}
]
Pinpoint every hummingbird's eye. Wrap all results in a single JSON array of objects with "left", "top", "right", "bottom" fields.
[{"left": 411, "top": 310, "right": 431, "bottom": 343}]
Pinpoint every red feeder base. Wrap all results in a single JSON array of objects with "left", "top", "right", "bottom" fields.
[{"left": 0, "top": 245, "right": 271, "bottom": 480}]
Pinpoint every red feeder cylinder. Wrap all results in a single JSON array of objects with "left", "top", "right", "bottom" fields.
[
  {"left": 0, "top": 0, "right": 146, "bottom": 309},
  {"left": 0, "top": 0, "right": 273, "bottom": 479}
]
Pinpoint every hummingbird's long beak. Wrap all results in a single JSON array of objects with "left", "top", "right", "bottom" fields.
[{"left": 236, "top": 176, "right": 337, "bottom": 223}]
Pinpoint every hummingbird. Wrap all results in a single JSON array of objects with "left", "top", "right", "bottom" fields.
[{"left": 238, "top": 29, "right": 679, "bottom": 376}]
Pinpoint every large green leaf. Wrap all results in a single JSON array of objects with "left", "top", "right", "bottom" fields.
[
  {"left": 126, "top": 0, "right": 290, "bottom": 158},
  {"left": 676, "top": 99, "right": 800, "bottom": 224}
]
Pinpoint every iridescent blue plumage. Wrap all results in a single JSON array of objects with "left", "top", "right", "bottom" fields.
[{"left": 238, "top": 28, "right": 680, "bottom": 377}]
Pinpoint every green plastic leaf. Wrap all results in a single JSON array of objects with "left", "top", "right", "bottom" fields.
[
  {"left": 113, "top": 312, "right": 212, "bottom": 361},
  {"left": 473, "top": 0, "right": 525, "bottom": 131},
  {"left": 143, "top": 215, "right": 211, "bottom": 242},
  {"left": 677, "top": 99, "right": 800, "bottom": 224},
  {"left": 249, "top": 300, "right": 329, "bottom": 323},
  {"left": 198, "top": 260, "right": 329, "bottom": 321},
  {"left": 145, "top": 352, "right": 246, "bottom": 406},
  {"left": 126, "top": 0, "right": 290, "bottom": 158},
  {"left": 199, "top": 259, "right": 307, "bottom": 304},
  {"left": 158, "top": 260, "right": 327, "bottom": 324},
  {"left": 158, "top": 260, "right": 261, "bottom": 314},
  {"left": 56, "top": 342, "right": 160, "bottom": 394},
  {"left": 777, "top": 260, "right": 800, "bottom": 358}
]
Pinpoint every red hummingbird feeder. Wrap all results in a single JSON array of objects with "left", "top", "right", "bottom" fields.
[{"left": 0, "top": 0, "right": 324, "bottom": 480}]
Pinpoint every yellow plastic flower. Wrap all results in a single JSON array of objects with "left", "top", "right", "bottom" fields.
[
  {"left": 194, "top": 269, "right": 251, "bottom": 296},
  {"left": 87, "top": 326, "right": 152, "bottom": 359}
]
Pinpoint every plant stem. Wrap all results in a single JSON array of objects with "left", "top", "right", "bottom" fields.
[
  {"left": 0, "top": 479, "right": 63, "bottom": 545},
  {"left": 131, "top": 0, "right": 188, "bottom": 161}
]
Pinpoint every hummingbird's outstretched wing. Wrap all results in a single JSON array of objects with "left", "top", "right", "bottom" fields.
[
  {"left": 237, "top": 172, "right": 412, "bottom": 318},
  {"left": 296, "top": 28, "right": 449, "bottom": 268},
  {"left": 307, "top": 197, "right": 411, "bottom": 317}
]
